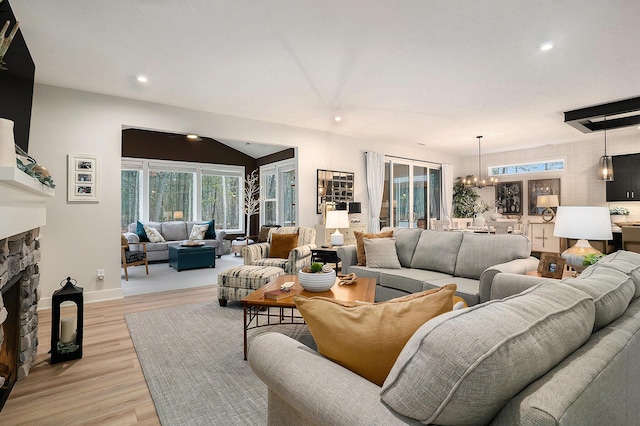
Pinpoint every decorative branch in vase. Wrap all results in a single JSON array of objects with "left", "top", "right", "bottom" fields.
[{"left": 244, "top": 169, "right": 259, "bottom": 239}]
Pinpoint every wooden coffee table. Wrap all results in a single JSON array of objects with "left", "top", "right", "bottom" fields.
[{"left": 241, "top": 274, "right": 376, "bottom": 359}]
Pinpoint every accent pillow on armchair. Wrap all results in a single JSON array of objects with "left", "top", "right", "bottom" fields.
[{"left": 243, "top": 226, "right": 317, "bottom": 275}]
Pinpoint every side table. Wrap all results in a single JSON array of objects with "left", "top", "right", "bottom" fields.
[
  {"left": 526, "top": 270, "right": 574, "bottom": 279},
  {"left": 311, "top": 247, "right": 341, "bottom": 271}
]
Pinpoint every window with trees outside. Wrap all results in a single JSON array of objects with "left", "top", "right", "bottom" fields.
[
  {"left": 260, "top": 159, "right": 296, "bottom": 227},
  {"left": 121, "top": 158, "right": 244, "bottom": 233}
]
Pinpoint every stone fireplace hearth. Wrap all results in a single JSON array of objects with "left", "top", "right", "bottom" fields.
[
  {"left": 0, "top": 229, "right": 41, "bottom": 410},
  {"left": 0, "top": 163, "right": 54, "bottom": 411}
]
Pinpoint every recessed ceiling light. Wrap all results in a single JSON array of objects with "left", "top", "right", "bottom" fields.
[
  {"left": 334, "top": 116, "right": 342, "bottom": 122},
  {"left": 136, "top": 75, "right": 148, "bottom": 83},
  {"left": 539, "top": 41, "right": 554, "bottom": 51},
  {"left": 186, "top": 134, "right": 199, "bottom": 140}
]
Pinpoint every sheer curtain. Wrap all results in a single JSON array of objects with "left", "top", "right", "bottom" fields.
[
  {"left": 366, "top": 151, "right": 385, "bottom": 233},
  {"left": 441, "top": 163, "right": 453, "bottom": 224}
]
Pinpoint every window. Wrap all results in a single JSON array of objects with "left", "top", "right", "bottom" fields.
[
  {"left": 121, "top": 164, "right": 141, "bottom": 231},
  {"left": 260, "top": 159, "right": 296, "bottom": 226},
  {"left": 148, "top": 170, "right": 194, "bottom": 222},
  {"left": 380, "top": 158, "right": 441, "bottom": 229},
  {"left": 201, "top": 167, "right": 242, "bottom": 230},
  {"left": 489, "top": 159, "right": 565, "bottom": 176},
  {"left": 121, "top": 158, "right": 245, "bottom": 232}
]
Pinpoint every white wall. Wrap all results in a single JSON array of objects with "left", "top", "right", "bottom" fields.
[
  {"left": 454, "top": 131, "right": 640, "bottom": 223},
  {"left": 29, "top": 84, "right": 457, "bottom": 307}
]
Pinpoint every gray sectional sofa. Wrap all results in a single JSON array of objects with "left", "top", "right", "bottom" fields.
[
  {"left": 337, "top": 227, "right": 539, "bottom": 306},
  {"left": 249, "top": 250, "right": 640, "bottom": 425},
  {"left": 124, "top": 221, "right": 227, "bottom": 262}
]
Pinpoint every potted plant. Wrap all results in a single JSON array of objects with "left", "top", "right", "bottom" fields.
[
  {"left": 299, "top": 262, "right": 336, "bottom": 292},
  {"left": 610, "top": 206, "right": 630, "bottom": 225},
  {"left": 453, "top": 177, "right": 480, "bottom": 219},
  {"left": 583, "top": 253, "right": 605, "bottom": 267}
]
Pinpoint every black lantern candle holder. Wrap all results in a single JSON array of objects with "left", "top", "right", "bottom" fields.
[{"left": 50, "top": 277, "right": 84, "bottom": 364}]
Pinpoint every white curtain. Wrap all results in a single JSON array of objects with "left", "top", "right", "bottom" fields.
[
  {"left": 366, "top": 151, "right": 385, "bottom": 233},
  {"left": 441, "top": 163, "right": 453, "bottom": 224}
]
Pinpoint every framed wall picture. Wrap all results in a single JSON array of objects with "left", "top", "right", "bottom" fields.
[
  {"left": 538, "top": 252, "right": 566, "bottom": 279},
  {"left": 67, "top": 154, "right": 99, "bottom": 202},
  {"left": 528, "top": 178, "right": 561, "bottom": 215},
  {"left": 495, "top": 181, "right": 523, "bottom": 215}
]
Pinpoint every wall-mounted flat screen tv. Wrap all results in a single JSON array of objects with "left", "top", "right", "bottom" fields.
[{"left": 0, "top": 0, "right": 35, "bottom": 154}]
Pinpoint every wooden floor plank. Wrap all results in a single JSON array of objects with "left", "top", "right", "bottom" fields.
[{"left": 0, "top": 285, "right": 217, "bottom": 425}]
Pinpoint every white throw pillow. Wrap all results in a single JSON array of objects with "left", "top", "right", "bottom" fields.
[
  {"left": 364, "top": 237, "right": 401, "bottom": 269},
  {"left": 143, "top": 225, "right": 166, "bottom": 243},
  {"left": 189, "top": 223, "right": 209, "bottom": 240}
]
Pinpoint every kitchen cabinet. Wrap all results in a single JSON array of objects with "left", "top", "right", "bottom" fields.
[{"left": 606, "top": 154, "right": 640, "bottom": 201}]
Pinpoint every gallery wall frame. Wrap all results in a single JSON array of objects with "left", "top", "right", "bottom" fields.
[
  {"left": 67, "top": 154, "right": 99, "bottom": 202},
  {"left": 495, "top": 181, "right": 523, "bottom": 215},
  {"left": 528, "top": 178, "right": 561, "bottom": 215}
]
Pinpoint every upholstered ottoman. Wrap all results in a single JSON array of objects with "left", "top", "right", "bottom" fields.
[{"left": 217, "top": 265, "right": 285, "bottom": 306}]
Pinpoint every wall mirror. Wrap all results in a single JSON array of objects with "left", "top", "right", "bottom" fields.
[{"left": 317, "top": 169, "right": 354, "bottom": 214}]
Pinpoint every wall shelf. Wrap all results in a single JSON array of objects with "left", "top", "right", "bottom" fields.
[{"left": 0, "top": 166, "right": 55, "bottom": 197}]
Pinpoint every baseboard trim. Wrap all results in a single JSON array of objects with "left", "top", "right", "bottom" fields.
[{"left": 38, "top": 287, "right": 124, "bottom": 310}]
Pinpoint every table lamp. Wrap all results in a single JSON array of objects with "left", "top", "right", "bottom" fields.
[
  {"left": 553, "top": 206, "right": 612, "bottom": 272},
  {"left": 536, "top": 195, "right": 559, "bottom": 222},
  {"left": 325, "top": 210, "right": 350, "bottom": 246}
]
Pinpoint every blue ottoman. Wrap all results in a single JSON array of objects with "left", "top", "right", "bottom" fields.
[{"left": 169, "top": 245, "right": 215, "bottom": 271}]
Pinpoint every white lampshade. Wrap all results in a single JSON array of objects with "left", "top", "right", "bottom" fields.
[
  {"left": 553, "top": 206, "right": 612, "bottom": 241},
  {"left": 325, "top": 210, "right": 349, "bottom": 229},
  {"left": 553, "top": 206, "right": 612, "bottom": 272},
  {"left": 536, "top": 195, "right": 559, "bottom": 208},
  {"left": 325, "top": 210, "right": 349, "bottom": 246},
  {"left": 537, "top": 195, "right": 560, "bottom": 222}
]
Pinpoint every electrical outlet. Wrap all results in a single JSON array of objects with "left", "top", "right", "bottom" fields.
[{"left": 97, "top": 269, "right": 105, "bottom": 281}]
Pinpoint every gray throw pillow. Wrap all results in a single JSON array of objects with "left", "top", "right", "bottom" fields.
[{"left": 364, "top": 238, "right": 401, "bottom": 269}]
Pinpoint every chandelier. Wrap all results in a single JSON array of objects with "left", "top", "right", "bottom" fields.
[{"left": 464, "top": 136, "right": 497, "bottom": 188}]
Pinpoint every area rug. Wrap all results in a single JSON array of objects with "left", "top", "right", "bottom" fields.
[{"left": 125, "top": 300, "right": 313, "bottom": 425}]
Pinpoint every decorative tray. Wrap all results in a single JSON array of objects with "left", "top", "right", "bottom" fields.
[{"left": 181, "top": 241, "right": 205, "bottom": 247}]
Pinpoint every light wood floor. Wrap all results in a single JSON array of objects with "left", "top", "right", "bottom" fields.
[{"left": 0, "top": 285, "right": 218, "bottom": 425}]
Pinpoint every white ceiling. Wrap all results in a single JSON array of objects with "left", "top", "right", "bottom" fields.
[{"left": 10, "top": 0, "right": 640, "bottom": 157}]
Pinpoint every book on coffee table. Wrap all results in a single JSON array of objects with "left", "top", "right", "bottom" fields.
[{"left": 264, "top": 288, "right": 299, "bottom": 300}]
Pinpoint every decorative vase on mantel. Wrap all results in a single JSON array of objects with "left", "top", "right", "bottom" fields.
[{"left": 0, "top": 118, "right": 16, "bottom": 167}]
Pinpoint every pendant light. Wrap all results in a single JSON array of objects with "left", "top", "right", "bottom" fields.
[
  {"left": 465, "top": 136, "right": 496, "bottom": 188},
  {"left": 597, "top": 116, "right": 614, "bottom": 181}
]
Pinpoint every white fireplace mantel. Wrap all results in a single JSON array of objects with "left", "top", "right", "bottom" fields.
[{"left": 0, "top": 166, "right": 55, "bottom": 240}]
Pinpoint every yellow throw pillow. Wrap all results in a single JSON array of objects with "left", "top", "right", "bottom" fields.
[
  {"left": 269, "top": 233, "right": 299, "bottom": 258},
  {"left": 294, "top": 284, "right": 457, "bottom": 386},
  {"left": 354, "top": 230, "right": 394, "bottom": 266}
]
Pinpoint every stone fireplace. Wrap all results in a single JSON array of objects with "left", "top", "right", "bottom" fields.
[
  {"left": 0, "top": 166, "right": 53, "bottom": 410},
  {"left": 0, "top": 229, "right": 40, "bottom": 409}
]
